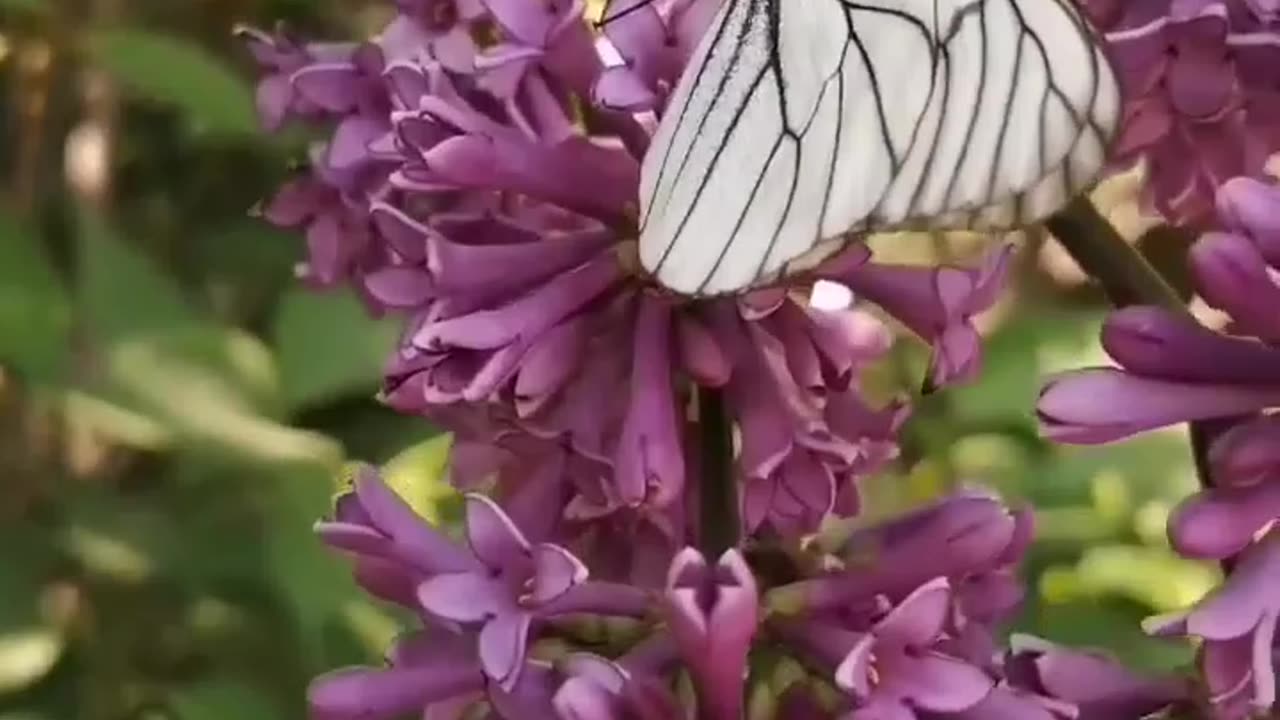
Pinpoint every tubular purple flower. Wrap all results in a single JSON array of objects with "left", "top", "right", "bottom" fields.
[
  {"left": 414, "top": 493, "right": 651, "bottom": 690},
  {"left": 551, "top": 643, "right": 681, "bottom": 720},
  {"left": 308, "top": 629, "right": 486, "bottom": 720},
  {"left": 1004, "top": 636, "right": 1187, "bottom": 720},
  {"left": 614, "top": 296, "right": 685, "bottom": 507},
  {"left": 317, "top": 465, "right": 477, "bottom": 583},
  {"left": 319, "top": 466, "right": 650, "bottom": 696},
  {"left": 768, "top": 492, "right": 1021, "bottom": 614},
  {"left": 662, "top": 548, "right": 759, "bottom": 720},
  {"left": 830, "top": 245, "right": 1012, "bottom": 387},
  {"left": 778, "top": 578, "right": 994, "bottom": 719}
]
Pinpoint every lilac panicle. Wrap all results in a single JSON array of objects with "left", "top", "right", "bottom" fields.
[
  {"left": 1038, "top": 177, "right": 1280, "bottom": 714},
  {"left": 226, "top": 0, "right": 1164, "bottom": 715},
  {"left": 240, "top": 0, "right": 1024, "bottom": 569}
]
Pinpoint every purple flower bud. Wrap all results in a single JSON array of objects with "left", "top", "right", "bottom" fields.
[
  {"left": 1167, "top": 473, "right": 1280, "bottom": 558},
  {"left": 1191, "top": 230, "right": 1280, "bottom": 341},
  {"left": 1218, "top": 176, "right": 1280, "bottom": 265},
  {"left": 1101, "top": 306, "right": 1280, "bottom": 384},
  {"left": 1038, "top": 367, "right": 1280, "bottom": 444},
  {"left": 614, "top": 296, "right": 685, "bottom": 507},
  {"left": 1208, "top": 414, "right": 1280, "bottom": 486}
]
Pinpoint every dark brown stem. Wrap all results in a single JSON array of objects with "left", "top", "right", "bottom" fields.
[
  {"left": 1044, "top": 197, "right": 1185, "bottom": 312},
  {"left": 697, "top": 386, "right": 737, "bottom": 559}
]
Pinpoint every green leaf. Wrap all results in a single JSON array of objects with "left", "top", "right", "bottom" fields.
[
  {"left": 274, "top": 289, "right": 399, "bottom": 411},
  {"left": 171, "top": 680, "right": 280, "bottom": 720},
  {"left": 0, "top": 629, "right": 63, "bottom": 696},
  {"left": 1019, "top": 598, "right": 1194, "bottom": 672},
  {"left": 1072, "top": 544, "right": 1218, "bottom": 613},
  {"left": 95, "top": 327, "right": 340, "bottom": 465},
  {"left": 949, "top": 307, "right": 1103, "bottom": 424},
  {"left": 379, "top": 434, "right": 459, "bottom": 524},
  {"left": 78, "top": 210, "right": 197, "bottom": 344},
  {"left": 0, "top": 214, "right": 69, "bottom": 382},
  {"left": 266, "top": 466, "right": 356, "bottom": 642},
  {"left": 88, "top": 28, "right": 257, "bottom": 135}
]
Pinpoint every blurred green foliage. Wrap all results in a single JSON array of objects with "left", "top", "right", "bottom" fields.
[{"left": 0, "top": 2, "right": 1207, "bottom": 718}]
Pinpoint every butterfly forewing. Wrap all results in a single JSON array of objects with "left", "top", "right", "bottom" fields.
[{"left": 637, "top": 0, "right": 1120, "bottom": 296}]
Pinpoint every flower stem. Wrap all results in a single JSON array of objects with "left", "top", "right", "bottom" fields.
[
  {"left": 1044, "top": 197, "right": 1184, "bottom": 311},
  {"left": 1046, "top": 197, "right": 1215, "bottom": 493},
  {"left": 698, "top": 386, "right": 738, "bottom": 558}
]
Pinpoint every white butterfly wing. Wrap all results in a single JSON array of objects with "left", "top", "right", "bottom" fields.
[{"left": 637, "top": 0, "right": 1120, "bottom": 296}]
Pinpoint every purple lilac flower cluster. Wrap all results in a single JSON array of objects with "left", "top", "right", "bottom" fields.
[
  {"left": 313, "top": 466, "right": 1183, "bottom": 719},
  {"left": 241, "top": 0, "right": 1008, "bottom": 557},
  {"left": 1088, "top": 0, "right": 1280, "bottom": 226},
  {"left": 1041, "top": 176, "right": 1280, "bottom": 718},
  {"left": 241, "top": 0, "right": 1280, "bottom": 716}
]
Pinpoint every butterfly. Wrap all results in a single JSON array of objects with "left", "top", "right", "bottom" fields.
[{"left": 611, "top": 0, "right": 1120, "bottom": 296}]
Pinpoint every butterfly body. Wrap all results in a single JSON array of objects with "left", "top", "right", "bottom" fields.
[{"left": 635, "top": 0, "right": 1120, "bottom": 296}]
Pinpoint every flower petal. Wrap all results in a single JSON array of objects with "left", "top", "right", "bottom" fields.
[
  {"left": 529, "top": 543, "right": 589, "bottom": 604},
  {"left": 874, "top": 577, "right": 951, "bottom": 648},
  {"left": 479, "top": 611, "right": 533, "bottom": 690},
  {"left": 416, "top": 573, "right": 508, "bottom": 622},
  {"left": 884, "top": 651, "right": 993, "bottom": 712},
  {"left": 464, "top": 493, "right": 531, "bottom": 569}
]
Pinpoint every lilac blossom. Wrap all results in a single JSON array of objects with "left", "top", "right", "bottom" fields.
[
  {"left": 1003, "top": 636, "right": 1187, "bottom": 719},
  {"left": 777, "top": 579, "right": 995, "bottom": 719},
  {"left": 551, "top": 645, "right": 682, "bottom": 720},
  {"left": 767, "top": 490, "right": 1030, "bottom": 615},
  {"left": 1089, "top": 0, "right": 1280, "bottom": 225},
  {"left": 1146, "top": 531, "right": 1280, "bottom": 718},
  {"left": 317, "top": 466, "right": 650, "bottom": 693},
  {"left": 662, "top": 547, "right": 760, "bottom": 720}
]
